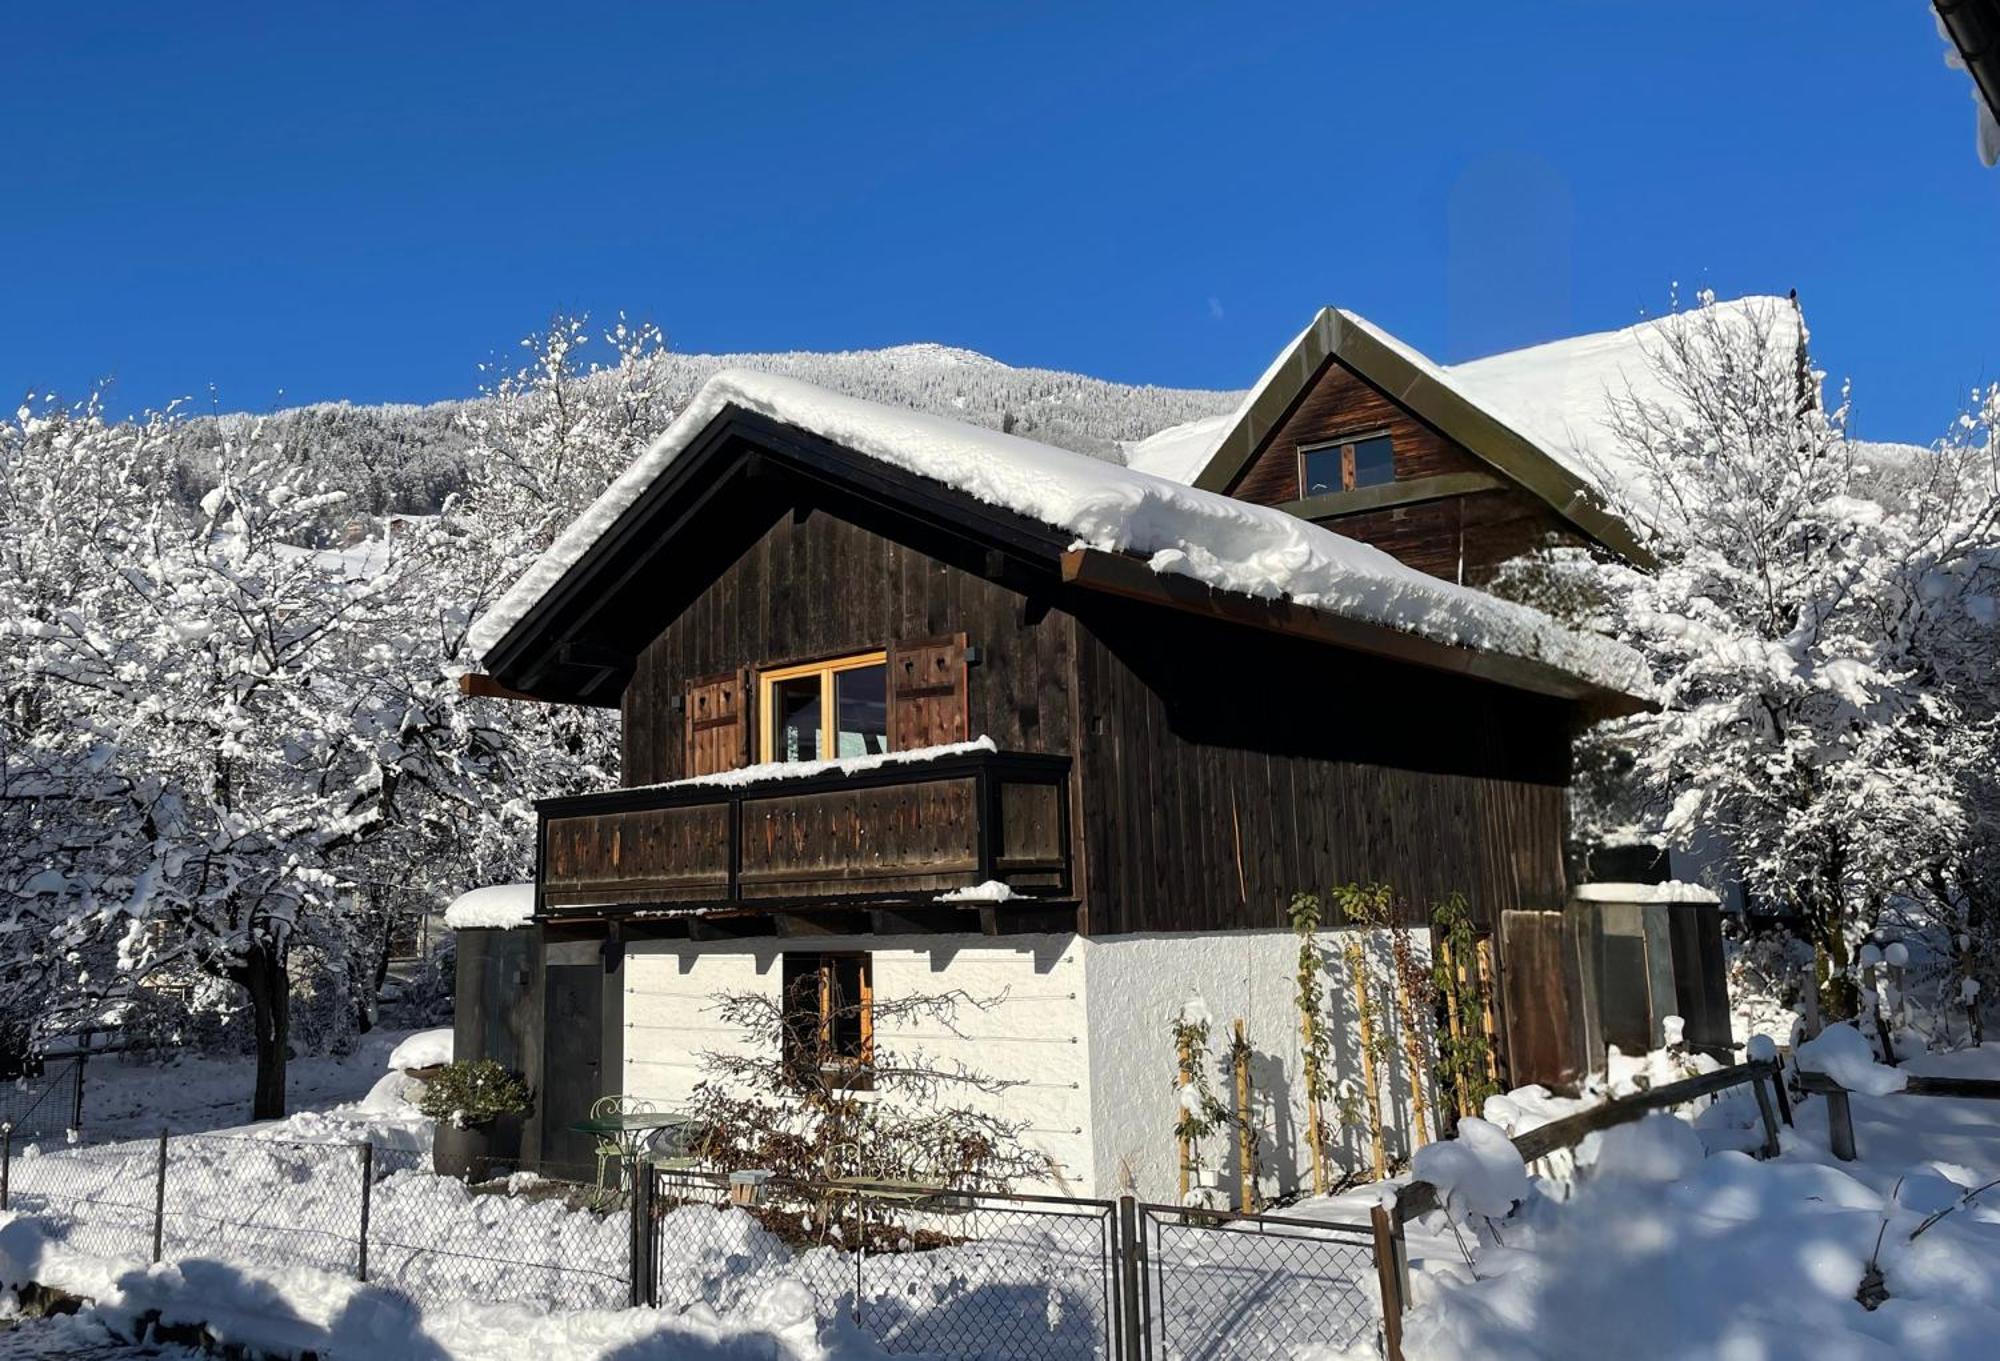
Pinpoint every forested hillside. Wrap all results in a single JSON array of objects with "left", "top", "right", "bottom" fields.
[{"left": 174, "top": 338, "right": 1241, "bottom": 520}]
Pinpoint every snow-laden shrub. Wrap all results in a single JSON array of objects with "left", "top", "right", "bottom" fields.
[{"left": 416, "top": 1059, "right": 532, "bottom": 1128}]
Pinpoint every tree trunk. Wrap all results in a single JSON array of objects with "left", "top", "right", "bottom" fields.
[{"left": 242, "top": 941, "right": 291, "bottom": 1121}]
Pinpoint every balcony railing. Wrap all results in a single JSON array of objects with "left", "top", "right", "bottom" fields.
[{"left": 534, "top": 749, "right": 1072, "bottom": 918}]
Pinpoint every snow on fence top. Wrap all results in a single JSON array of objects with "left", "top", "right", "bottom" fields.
[
  {"left": 469, "top": 369, "right": 1649, "bottom": 698},
  {"left": 1571, "top": 880, "right": 1721, "bottom": 905},
  {"left": 443, "top": 882, "right": 535, "bottom": 931}
]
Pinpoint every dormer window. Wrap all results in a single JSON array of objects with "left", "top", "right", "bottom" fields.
[{"left": 1300, "top": 432, "right": 1395, "bottom": 497}]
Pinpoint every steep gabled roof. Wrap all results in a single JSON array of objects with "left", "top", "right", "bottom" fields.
[
  {"left": 470, "top": 370, "right": 1650, "bottom": 710},
  {"left": 1145, "top": 297, "right": 1806, "bottom": 571}
]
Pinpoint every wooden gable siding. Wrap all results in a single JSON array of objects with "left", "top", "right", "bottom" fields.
[
  {"left": 1069, "top": 599, "right": 1571, "bottom": 936},
  {"left": 1223, "top": 356, "right": 1588, "bottom": 585},
  {"left": 621, "top": 508, "right": 1075, "bottom": 787},
  {"left": 1317, "top": 492, "right": 1578, "bottom": 587}
]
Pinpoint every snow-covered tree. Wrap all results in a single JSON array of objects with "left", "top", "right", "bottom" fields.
[{"left": 1498, "top": 295, "right": 2000, "bottom": 1019}]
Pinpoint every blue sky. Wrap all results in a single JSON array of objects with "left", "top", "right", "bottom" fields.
[{"left": 7, "top": 3, "right": 1993, "bottom": 441}]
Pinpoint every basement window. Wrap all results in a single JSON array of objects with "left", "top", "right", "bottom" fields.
[
  {"left": 1300, "top": 432, "right": 1395, "bottom": 497},
  {"left": 781, "top": 952, "right": 874, "bottom": 1090},
  {"left": 759, "top": 652, "right": 889, "bottom": 762}
]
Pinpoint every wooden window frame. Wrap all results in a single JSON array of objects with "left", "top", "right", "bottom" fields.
[
  {"left": 781, "top": 951, "right": 875, "bottom": 1091},
  {"left": 756, "top": 650, "right": 889, "bottom": 763},
  {"left": 1298, "top": 428, "right": 1395, "bottom": 497}
]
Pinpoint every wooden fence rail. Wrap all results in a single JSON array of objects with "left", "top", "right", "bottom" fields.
[
  {"left": 1396, "top": 1057, "right": 1785, "bottom": 1223},
  {"left": 1796, "top": 1069, "right": 2000, "bottom": 1162}
]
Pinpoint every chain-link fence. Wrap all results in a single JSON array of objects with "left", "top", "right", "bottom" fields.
[
  {"left": 649, "top": 1171, "right": 1121, "bottom": 1360},
  {"left": 0, "top": 1054, "right": 85, "bottom": 1146},
  {"left": 0, "top": 1128, "right": 631, "bottom": 1314},
  {"left": 647, "top": 1170, "right": 1395, "bottom": 1361},
  {"left": 1140, "top": 1205, "right": 1382, "bottom": 1359},
  {"left": 1, "top": 1133, "right": 1400, "bottom": 1358}
]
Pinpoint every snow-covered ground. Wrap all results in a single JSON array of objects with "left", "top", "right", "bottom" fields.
[
  {"left": 79, "top": 1029, "right": 423, "bottom": 1143},
  {"left": 1402, "top": 1034, "right": 2000, "bottom": 1360},
  {"left": 9, "top": 1028, "right": 2000, "bottom": 1359}
]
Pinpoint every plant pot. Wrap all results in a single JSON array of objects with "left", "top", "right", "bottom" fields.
[{"left": 433, "top": 1119, "right": 495, "bottom": 1182}]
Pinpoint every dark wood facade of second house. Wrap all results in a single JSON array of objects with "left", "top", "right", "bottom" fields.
[
  {"left": 472, "top": 398, "right": 1649, "bottom": 1164},
  {"left": 1182, "top": 309, "right": 1653, "bottom": 586}
]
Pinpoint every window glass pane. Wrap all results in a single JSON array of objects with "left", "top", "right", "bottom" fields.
[
  {"left": 1301, "top": 446, "right": 1344, "bottom": 497},
  {"left": 1351, "top": 435, "right": 1395, "bottom": 488},
  {"left": 772, "top": 674, "right": 822, "bottom": 762},
  {"left": 835, "top": 664, "right": 889, "bottom": 758}
]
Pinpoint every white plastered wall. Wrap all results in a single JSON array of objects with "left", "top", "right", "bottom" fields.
[
  {"left": 621, "top": 931, "right": 1094, "bottom": 1193},
  {"left": 1077, "top": 928, "right": 1433, "bottom": 1203}
]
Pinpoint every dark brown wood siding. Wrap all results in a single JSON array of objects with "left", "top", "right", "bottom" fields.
[
  {"left": 612, "top": 488, "right": 1574, "bottom": 941},
  {"left": 621, "top": 511, "right": 1074, "bottom": 786},
  {"left": 1068, "top": 597, "right": 1571, "bottom": 937},
  {"left": 1223, "top": 356, "right": 1589, "bottom": 585}
]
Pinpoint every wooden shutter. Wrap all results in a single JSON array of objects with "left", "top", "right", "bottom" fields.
[
  {"left": 684, "top": 669, "right": 750, "bottom": 777},
  {"left": 887, "top": 634, "right": 969, "bottom": 751}
]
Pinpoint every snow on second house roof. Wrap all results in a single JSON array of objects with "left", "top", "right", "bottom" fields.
[
  {"left": 469, "top": 369, "right": 1650, "bottom": 698},
  {"left": 1436, "top": 295, "right": 1803, "bottom": 509},
  {"left": 1122, "top": 296, "right": 1801, "bottom": 529},
  {"left": 1121, "top": 411, "right": 1237, "bottom": 483}
]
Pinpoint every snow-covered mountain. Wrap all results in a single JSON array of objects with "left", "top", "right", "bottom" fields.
[{"left": 184, "top": 342, "right": 1244, "bottom": 516}]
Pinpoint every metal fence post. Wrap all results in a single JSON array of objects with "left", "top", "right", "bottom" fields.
[
  {"left": 2, "top": 1121, "right": 12, "bottom": 1211},
  {"left": 1826, "top": 1086, "right": 1857, "bottom": 1161},
  {"left": 628, "top": 1158, "right": 654, "bottom": 1308},
  {"left": 852, "top": 1191, "right": 866, "bottom": 1326},
  {"left": 1116, "top": 1195, "right": 1145, "bottom": 1361},
  {"left": 152, "top": 1128, "right": 169, "bottom": 1263},
  {"left": 356, "top": 1141, "right": 374, "bottom": 1282},
  {"left": 70, "top": 1048, "right": 87, "bottom": 1136},
  {"left": 1371, "top": 1202, "right": 1406, "bottom": 1361}
]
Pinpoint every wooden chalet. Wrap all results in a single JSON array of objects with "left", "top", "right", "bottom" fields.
[{"left": 455, "top": 342, "right": 1700, "bottom": 1200}]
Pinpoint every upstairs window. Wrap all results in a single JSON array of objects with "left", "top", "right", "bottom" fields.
[
  {"left": 758, "top": 651, "right": 890, "bottom": 763},
  {"left": 1300, "top": 432, "right": 1395, "bottom": 498},
  {"left": 781, "top": 952, "right": 873, "bottom": 1090}
]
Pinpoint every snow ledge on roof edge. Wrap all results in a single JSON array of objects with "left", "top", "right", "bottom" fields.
[{"left": 468, "top": 369, "right": 1651, "bottom": 699}]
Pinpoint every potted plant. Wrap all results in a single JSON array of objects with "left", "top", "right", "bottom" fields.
[{"left": 418, "top": 1059, "right": 532, "bottom": 1181}]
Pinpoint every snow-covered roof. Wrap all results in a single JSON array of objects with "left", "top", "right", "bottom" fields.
[
  {"left": 1121, "top": 412, "right": 1237, "bottom": 483},
  {"left": 470, "top": 369, "right": 1649, "bottom": 700},
  {"left": 1130, "top": 296, "right": 1800, "bottom": 552},
  {"left": 443, "top": 882, "right": 535, "bottom": 931},
  {"left": 1439, "top": 296, "right": 1803, "bottom": 507}
]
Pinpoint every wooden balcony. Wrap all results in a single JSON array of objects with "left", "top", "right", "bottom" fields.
[{"left": 534, "top": 749, "right": 1073, "bottom": 928}]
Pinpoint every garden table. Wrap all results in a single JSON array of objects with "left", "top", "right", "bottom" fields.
[{"left": 565, "top": 1110, "right": 696, "bottom": 1165}]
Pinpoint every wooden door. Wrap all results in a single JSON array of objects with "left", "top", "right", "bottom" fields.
[{"left": 1499, "top": 908, "right": 1580, "bottom": 1089}]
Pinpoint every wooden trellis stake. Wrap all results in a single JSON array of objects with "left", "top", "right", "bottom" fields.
[
  {"left": 1440, "top": 934, "right": 1471, "bottom": 1119},
  {"left": 1347, "top": 936, "right": 1387, "bottom": 1183},
  {"left": 1232, "top": 1019, "right": 1255, "bottom": 1211},
  {"left": 1391, "top": 934, "right": 1431, "bottom": 1150},
  {"left": 1176, "top": 1033, "right": 1193, "bottom": 1205},
  {"left": 1301, "top": 1003, "right": 1327, "bottom": 1194},
  {"left": 1475, "top": 936, "right": 1500, "bottom": 1087}
]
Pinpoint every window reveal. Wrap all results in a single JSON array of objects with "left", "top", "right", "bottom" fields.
[{"left": 781, "top": 952, "right": 874, "bottom": 1089}]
